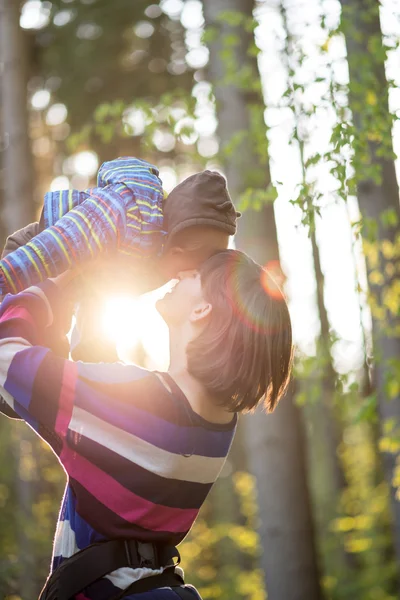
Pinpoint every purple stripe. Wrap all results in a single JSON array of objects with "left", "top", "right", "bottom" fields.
[
  {"left": 11, "top": 400, "right": 39, "bottom": 431},
  {"left": 74, "top": 376, "right": 233, "bottom": 458},
  {"left": 77, "top": 361, "right": 151, "bottom": 384},
  {"left": 5, "top": 346, "right": 49, "bottom": 412},
  {"left": 59, "top": 485, "right": 106, "bottom": 550}
]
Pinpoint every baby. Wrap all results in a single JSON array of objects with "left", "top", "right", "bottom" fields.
[
  {"left": 0, "top": 158, "right": 240, "bottom": 298},
  {"left": 1, "top": 159, "right": 240, "bottom": 360}
]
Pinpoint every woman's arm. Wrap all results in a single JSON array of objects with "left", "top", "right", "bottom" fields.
[
  {"left": 0, "top": 277, "right": 151, "bottom": 455},
  {"left": 0, "top": 227, "right": 72, "bottom": 421},
  {"left": 0, "top": 280, "right": 76, "bottom": 448}
]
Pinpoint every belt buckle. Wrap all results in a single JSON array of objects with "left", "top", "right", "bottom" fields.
[{"left": 137, "top": 541, "right": 158, "bottom": 569}]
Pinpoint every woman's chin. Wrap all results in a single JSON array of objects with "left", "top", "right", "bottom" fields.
[{"left": 155, "top": 297, "right": 166, "bottom": 320}]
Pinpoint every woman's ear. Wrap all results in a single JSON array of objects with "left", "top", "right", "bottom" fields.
[{"left": 190, "top": 302, "right": 212, "bottom": 324}]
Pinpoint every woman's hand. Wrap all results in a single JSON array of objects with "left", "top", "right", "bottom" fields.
[
  {"left": 49, "top": 268, "right": 84, "bottom": 303},
  {"left": 50, "top": 270, "right": 77, "bottom": 288},
  {"left": 50, "top": 255, "right": 169, "bottom": 303}
]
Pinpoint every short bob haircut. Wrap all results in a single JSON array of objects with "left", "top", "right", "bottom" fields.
[{"left": 186, "top": 250, "right": 293, "bottom": 413}]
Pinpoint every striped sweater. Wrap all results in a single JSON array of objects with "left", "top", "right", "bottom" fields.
[
  {"left": 0, "top": 157, "right": 166, "bottom": 297},
  {"left": 0, "top": 282, "right": 237, "bottom": 598}
]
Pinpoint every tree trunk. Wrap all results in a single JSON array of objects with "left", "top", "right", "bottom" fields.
[
  {"left": 202, "top": 1, "right": 324, "bottom": 597},
  {"left": 0, "top": 98, "right": 6, "bottom": 249},
  {"left": 0, "top": 0, "right": 35, "bottom": 234},
  {"left": 0, "top": 2, "right": 36, "bottom": 597},
  {"left": 309, "top": 223, "right": 348, "bottom": 493},
  {"left": 307, "top": 219, "right": 363, "bottom": 572},
  {"left": 339, "top": 0, "right": 400, "bottom": 571}
]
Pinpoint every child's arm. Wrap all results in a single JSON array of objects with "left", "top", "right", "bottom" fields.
[
  {"left": 0, "top": 158, "right": 165, "bottom": 297},
  {"left": 0, "top": 186, "right": 127, "bottom": 296}
]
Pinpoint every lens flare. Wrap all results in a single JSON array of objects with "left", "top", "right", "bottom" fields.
[
  {"left": 225, "top": 259, "right": 286, "bottom": 336},
  {"left": 261, "top": 260, "right": 286, "bottom": 300}
]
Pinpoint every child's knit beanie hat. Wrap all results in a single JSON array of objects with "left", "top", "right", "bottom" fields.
[{"left": 163, "top": 170, "right": 241, "bottom": 249}]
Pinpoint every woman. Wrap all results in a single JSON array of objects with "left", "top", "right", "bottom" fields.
[{"left": 0, "top": 249, "right": 293, "bottom": 599}]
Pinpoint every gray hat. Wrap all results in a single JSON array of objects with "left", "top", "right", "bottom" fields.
[{"left": 163, "top": 170, "right": 241, "bottom": 249}]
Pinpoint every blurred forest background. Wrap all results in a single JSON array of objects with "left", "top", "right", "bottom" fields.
[{"left": 1, "top": 0, "right": 400, "bottom": 598}]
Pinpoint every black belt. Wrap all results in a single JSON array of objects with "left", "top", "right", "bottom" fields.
[
  {"left": 110, "top": 569, "right": 201, "bottom": 600},
  {"left": 39, "top": 539, "right": 181, "bottom": 600}
]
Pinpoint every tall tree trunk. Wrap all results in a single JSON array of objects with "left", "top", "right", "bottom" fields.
[
  {"left": 0, "top": 0, "right": 35, "bottom": 233},
  {"left": 0, "top": 88, "right": 6, "bottom": 248},
  {"left": 309, "top": 221, "right": 347, "bottom": 491},
  {"left": 339, "top": 0, "right": 400, "bottom": 572},
  {"left": 307, "top": 217, "right": 362, "bottom": 572},
  {"left": 202, "top": 1, "right": 324, "bottom": 597},
  {"left": 0, "top": 2, "right": 35, "bottom": 597}
]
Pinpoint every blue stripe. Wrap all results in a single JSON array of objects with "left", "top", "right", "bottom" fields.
[
  {"left": 77, "top": 362, "right": 151, "bottom": 384},
  {"left": 8, "top": 249, "right": 35, "bottom": 288},
  {"left": 61, "top": 486, "right": 106, "bottom": 549},
  {"left": 5, "top": 346, "right": 49, "bottom": 412},
  {"left": 74, "top": 375, "right": 234, "bottom": 458}
]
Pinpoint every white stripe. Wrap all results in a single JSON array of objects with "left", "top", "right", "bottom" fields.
[
  {"left": 0, "top": 389, "right": 16, "bottom": 411},
  {"left": 105, "top": 566, "right": 164, "bottom": 589},
  {"left": 69, "top": 406, "right": 226, "bottom": 484},
  {"left": 53, "top": 519, "right": 78, "bottom": 559},
  {"left": 0, "top": 337, "right": 32, "bottom": 395}
]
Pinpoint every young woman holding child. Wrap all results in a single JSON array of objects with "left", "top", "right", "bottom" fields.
[{"left": 0, "top": 165, "right": 293, "bottom": 599}]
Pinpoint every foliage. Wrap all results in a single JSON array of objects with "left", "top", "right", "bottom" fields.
[
  {"left": 180, "top": 471, "right": 266, "bottom": 600},
  {"left": 0, "top": 420, "right": 64, "bottom": 598},
  {"left": 32, "top": 0, "right": 193, "bottom": 133},
  {"left": 273, "top": 0, "right": 400, "bottom": 595}
]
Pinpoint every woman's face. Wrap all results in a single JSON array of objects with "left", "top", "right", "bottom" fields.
[{"left": 156, "top": 270, "right": 207, "bottom": 327}]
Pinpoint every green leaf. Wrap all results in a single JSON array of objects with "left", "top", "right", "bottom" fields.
[
  {"left": 380, "top": 208, "right": 399, "bottom": 229},
  {"left": 94, "top": 103, "right": 111, "bottom": 123},
  {"left": 354, "top": 393, "right": 378, "bottom": 424},
  {"left": 237, "top": 186, "right": 277, "bottom": 212},
  {"left": 202, "top": 27, "right": 218, "bottom": 45},
  {"left": 217, "top": 10, "right": 245, "bottom": 27}
]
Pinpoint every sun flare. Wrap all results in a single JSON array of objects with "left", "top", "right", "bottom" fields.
[
  {"left": 101, "top": 287, "right": 171, "bottom": 370},
  {"left": 102, "top": 296, "right": 142, "bottom": 346}
]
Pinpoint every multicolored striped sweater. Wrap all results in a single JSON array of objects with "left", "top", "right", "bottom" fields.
[
  {"left": 0, "top": 157, "right": 166, "bottom": 297},
  {"left": 0, "top": 281, "right": 237, "bottom": 598}
]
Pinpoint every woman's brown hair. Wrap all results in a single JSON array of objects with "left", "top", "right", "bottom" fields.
[{"left": 186, "top": 250, "right": 293, "bottom": 413}]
